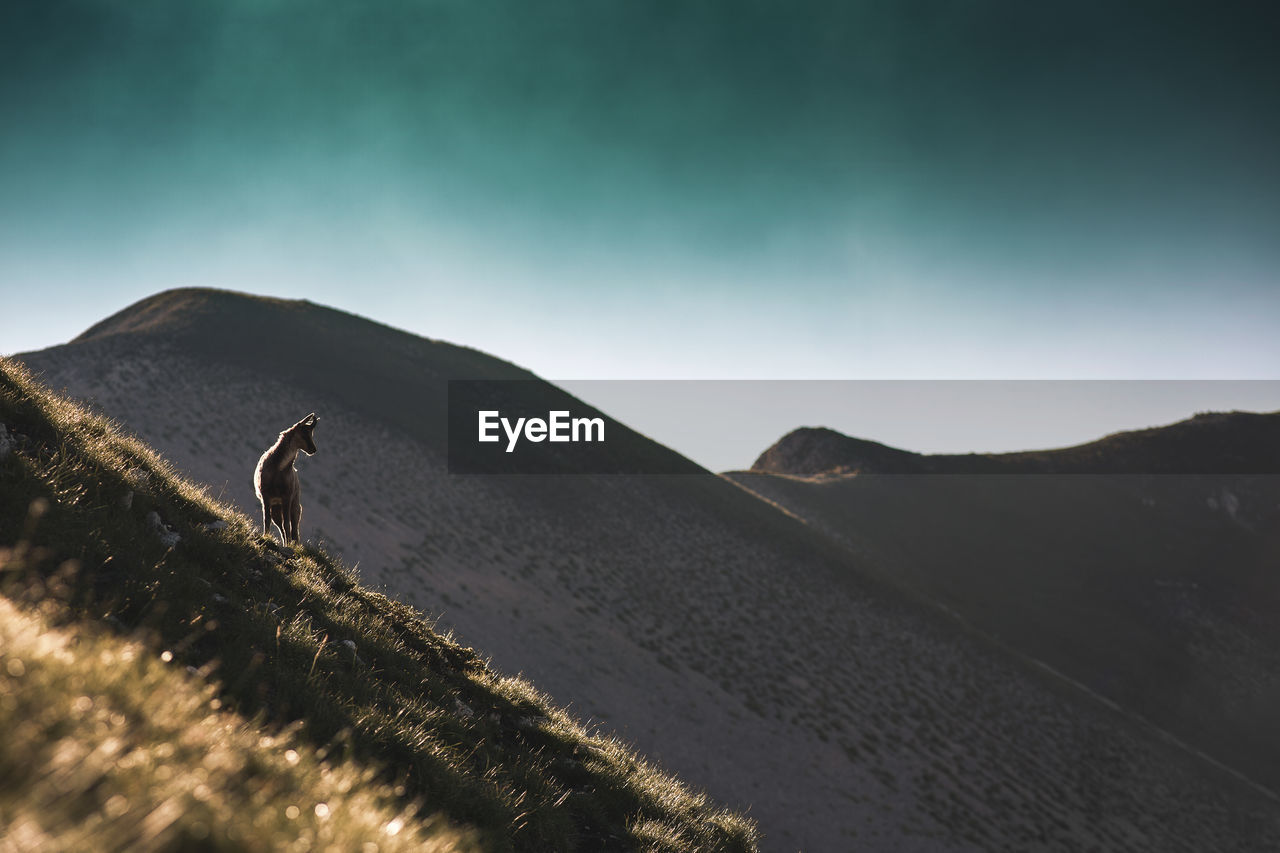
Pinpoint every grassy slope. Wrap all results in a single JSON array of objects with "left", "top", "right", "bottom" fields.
[
  {"left": 0, "top": 357, "right": 757, "bottom": 853},
  {"left": 0, "top": 595, "right": 469, "bottom": 853}
]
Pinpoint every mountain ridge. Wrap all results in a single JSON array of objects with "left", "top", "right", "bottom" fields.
[
  {"left": 733, "top": 415, "right": 1280, "bottom": 794},
  {"left": 752, "top": 410, "right": 1280, "bottom": 477},
  {"left": 18, "top": 288, "right": 1280, "bottom": 851}
]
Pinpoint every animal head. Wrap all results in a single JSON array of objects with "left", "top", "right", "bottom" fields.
[{"left": 293, "top": 413, "right": 319, "bottom": 455}]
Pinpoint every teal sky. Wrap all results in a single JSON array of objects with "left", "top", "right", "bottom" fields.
[{"left": 3, "top": 1, "right": 1279, "bottom": 385}]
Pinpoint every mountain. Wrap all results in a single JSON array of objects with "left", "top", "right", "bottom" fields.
[
  {"left": 752, "top": 413, "right": 1280, "bottom": 476},
  {"left": 17, "top": 288, "right": 1280, "bottom": 851},
  {"left": 0, "top": 356, "right": 755, "bottom": 851},
  {"left": 733, "top": 419, "right": 1280, "bottom": 794}
]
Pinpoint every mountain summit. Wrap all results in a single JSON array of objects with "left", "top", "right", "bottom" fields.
[
  {"left": 736, "top": 412, "right": 1280, "bottom": 795},
  {"left": 753, "top": 411, "right": 1280, "bottom": 477},
  {"left": 18, "top": 288, "right": 1280, "bottom": 851}
]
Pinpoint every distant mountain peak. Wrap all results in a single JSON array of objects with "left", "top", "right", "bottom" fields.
[
  {"left": 752, "top": 410, "right": 1280, "bottom": 476},
  {"left": 751, "top": 427, "right": 924, "bottom": 476},
  {"left": 75, "top": 288, "right": 298, "bottom": 342}
]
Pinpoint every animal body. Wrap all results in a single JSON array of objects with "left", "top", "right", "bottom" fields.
[{"left": 254, "top": 413, "right": 319, "bottom": 544}]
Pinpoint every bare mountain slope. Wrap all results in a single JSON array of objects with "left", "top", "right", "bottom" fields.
[
  {"left": 19, "top": 289, "right": 1280, "bottom": 851},
  {"left": 0, "top": 356, "right": 756, "bottom": 852},
  {"left": 733, "top": 422, "right": 1280, "bottom": 795}
]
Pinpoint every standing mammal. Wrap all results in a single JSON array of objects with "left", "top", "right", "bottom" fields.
[{"left": 254, "top": 413, "right": 319, "bottom": 544}]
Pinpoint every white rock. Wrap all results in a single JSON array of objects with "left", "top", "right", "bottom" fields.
[{"left": 146, "top": 511, "right": 181, "bottom": 547}]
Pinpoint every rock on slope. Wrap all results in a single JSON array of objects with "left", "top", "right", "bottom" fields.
[{"left": 20, "top": 288, "right": 1280, "bottom": 851}]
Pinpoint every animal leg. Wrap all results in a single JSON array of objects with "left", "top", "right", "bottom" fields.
[
  {"left": 262, "top": 502, "right": 273, "bottom": 537},
  {"left": 289, "top": 499, "right": 302, "bottom": 544},
  {"left": 270, "top": 504, "right": 287, "bottom": 543}
]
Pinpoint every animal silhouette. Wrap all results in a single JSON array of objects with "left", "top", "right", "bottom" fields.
[{"left": 254, "top": 413, "right": 318, "bottom": 544}]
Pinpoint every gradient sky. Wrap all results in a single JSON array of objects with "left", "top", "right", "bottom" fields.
[
  {"left": 3, "top": 2, "right": 1279, "bottom": 454},
  {"left": 560, "top": 380, "right": 1280, "bottom": 472}
]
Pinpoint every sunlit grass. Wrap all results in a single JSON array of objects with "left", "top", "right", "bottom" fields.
[
  {"left": 0, "top": 357, "right": 758, "bottom": 852},
  {"left": 0, "top": 595, "right": 468, "bottom": 853}
]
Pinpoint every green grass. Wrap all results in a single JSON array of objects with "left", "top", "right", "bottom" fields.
[
  {"left": 0, "top": 357, "right": 757, "bottom": 853},
  {"left": 0, "top": 594, "right": 469, "bottom": 853}
]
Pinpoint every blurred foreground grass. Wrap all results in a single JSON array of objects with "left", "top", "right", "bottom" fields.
[
  {"left": 0, "top": 357, "right": 756, "bottom": 852},
  {"left": 0, "top": 593, "right": 467, "bottom": 853}
]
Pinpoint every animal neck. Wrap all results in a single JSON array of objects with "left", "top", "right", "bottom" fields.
[
  {"left": 277, "top": 446, "right": 300, "bottom": 471},
  {"left": 271, "top": 433, "right": 302, "bottom": 471}
]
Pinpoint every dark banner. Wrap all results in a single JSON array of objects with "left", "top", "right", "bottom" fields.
[{"left": 447, "top": 380, "right": 705, "bottom": 475}]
